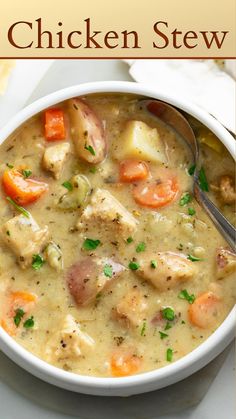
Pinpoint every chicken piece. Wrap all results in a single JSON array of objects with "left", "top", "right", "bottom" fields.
[
  {"left": 67, "top": 257, "right": 125, "bottom": 306},
  {"left": 219, "top": 175, "right": 236, "bottom": 204},
  {"left": 68, "top": 98, "right": 106, "bottom": 164},
  {"left": 1, "top": 214, "right": 50, "bottom": 269},
  {"left": 42, "top": 142, "right": 70, "bottom": 179},
  {"left": 46, "top": 314, "right": 95, "bottom": 363},
  {"left": 113, "top": 290, "right": 148, "bottom": 328},
  {"left": 216, "top": 247, "right": 236, "bottom": 279},
  {"left": 138, "top": 252, "right": 197, "bottom": 291},
  {"left": 77, "top": 189, "right": 138, "bottom": 239}
]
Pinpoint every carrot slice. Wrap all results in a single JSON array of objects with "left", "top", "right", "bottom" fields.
[
  {"left": 188, "top": 292, "right": 222, "bottom": 329},
  {"left": 1, "top": 291, "right": 37, "bottom": 335},
  {"left": 119, "top": 159, "right": 149, "bottom": 183},
  {"left": 110, "top": 351, "right": 141, "bottom": 377},
  {"left": 2, "top": 169, "right": 48, "bottom": 206},
  {"left": 45, "top": 109, "right": 66, "bottom": 141},
  {"left": 0, "top": 319, "right": 14, "bottom": 336},
  {"left": 10, "top": 291, "right": 37, "bottom": 304},
  {"left": 133, "top": 177, "right": 178, "bottom": 208}
]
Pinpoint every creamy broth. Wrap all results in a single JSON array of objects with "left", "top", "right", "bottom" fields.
[{"left": 0, "top": 94, "right": 235, "bottom": 377}]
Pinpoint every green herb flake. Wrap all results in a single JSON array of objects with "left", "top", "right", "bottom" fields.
[
  {"left": 6, "top": 163, "right": 14, "bottom": 169},
  {"left": 188, "top": 207, "right": 196, "bottom": 216},
  {"left": 178, "top": 289, "right": 196, "bottom": 304},
  {"left": 136, "top": 242, "right": 146, "bottom": 253},
  {"left": 188, "top": 164, "right": 196, "bottom": 176},
  {"left": 23, "top": 316, "right": 34, "bottom": 329},
  {"left": 89, "top": 167, "right": 97, "bottom": 174},
  {"left": 6, "top": 197, "right": 30, "bottom": 219},
  {"left": 103, "top": 264, "right": 113, "bottom": 278},
  {"left": 187, "top": 254, "right": 203, "bottom": 262},
  {"left": 140, "top": 321, "right": 146, "bottom": 336},
  {"left": 179, "top": 192, "right": 192, "bottom": 206},
  {"left": 162, "top": 307, "right": 175, "bottom": 321},
  {"left": 82, "top": 238, "right": 101, "bottom": 250},
  {"left": 159, "top": 331, "right": 168, "bottom": 339},
  {"left": 32, "top": 254, "right": 45, "bottom": 270},
  {"left": 181, "top": 320, "right": 186, "bottom": 324},
  {"left": 177, "top": 243, "right": 184, "bottom": 251},
  {"left": 85, "top": 144, "right": 96, "bottom": 156},
  {"left": 6, "top": 230, "right": 10, "bottom": 236},
  {"left": 128, "top": 261, "right": 140, "bottom": 271},
  {"left": 150, "top": 260, "right": 157, "bottom": 269},
  {"left": 126, "top": 237, "right": 133, "bottom": 244},
  {"left": 198, "top": 167, "right": 209, "bottom": 192},
  {"left": 166, "top": 348, "right": 173, "bottom": 362},
  {"left": 14, "top": 308, "right": 25, "bottom": 327},
  {"left": 62, "top": 181, "right": 73, "bottom": 191},
  {"left": 22, "top": 170, "right": 32, "bottom": 179},
  {"left": 165, "top": 322, "right": 172, "bottom": 331}
]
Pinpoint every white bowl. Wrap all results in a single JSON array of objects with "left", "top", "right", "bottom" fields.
[{"left": 0, "top": 81, "right": 235, "bottom": 397}]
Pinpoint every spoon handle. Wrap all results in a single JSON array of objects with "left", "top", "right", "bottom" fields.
[{"left": 194, "top": 183, "right": 236, "bottom": 252}]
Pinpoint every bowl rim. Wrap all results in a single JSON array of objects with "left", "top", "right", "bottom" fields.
[{"left": 0, "top": 80, "right": 235, "bottom": 395}]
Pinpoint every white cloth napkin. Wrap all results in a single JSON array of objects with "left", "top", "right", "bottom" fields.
[
  {"left": 125, "top": 59, "right": 236, "bottom": 133},
  {"left": 0, "top": 60, "right": 54, "bottom": 129}
]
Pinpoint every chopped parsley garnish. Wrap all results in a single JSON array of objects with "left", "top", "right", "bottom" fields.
[
  {"left": 6, "top": 163, "right": 14, "bottom": 169},
  {"left": 32, "top": 254, "right": 45, "bottom": 270},
  {"left": 165, "top": 322, "right": 172, "bottom": 331},
  {"left": 62, "top": 181, "right": 73, "bottom": 191},
  {"left": 103, "top": 264, "right": 113, "bottom": 278},
  {"left": 6, "top": 197, "right": 30, "bottom": 219},
  {"left": 150, "top": 260, "right": 157, "bottom": 269},
  {"left": 23, "top": 316, "right": 34, "bottom": 329},
  {"left": 6, "top": 230, "right": 10, "bottom": 236},
  {"left": 82, "top": 238, "right": 101, "bottom": 250},
  {"left": 198, "top": 167, "right": 209, "bottom": 192},
  {"left": 22, "top": 170, "right": 32, "bottom": 179},
  {"left": 188, "top": 207, "right": 196, "bottom": 216},
  {"left": 178, "top": 289, "right": 196, "bottom": 304},
  {"left": 159, "top": 331, "right": 168, "bottom": 339},
  {"left": 89, "top": 167, "right": 97, "bottom": 174},
  {"left": 179, "top": 192, "right": 192, "bottom": 206},
  {"left": 188, "top": 164, "right": 196, "bottom": 176},
  {"left": 162, "top": 307, "right": 175, "bottom": 321},
  {"left": 128, "top": 261, "right": 140, "bottom": 270},
  {"left": 140, "top": 321, "right": 146, "bottom": 336},
  {"left": 85, "top": 144, "right": 96, "bottom": 156},
  {"left": 177, "top": 243, "right": 184, "bottom": 251},
  {"left": 126, "top": 236, "right": 133, "bottom": 244},
  {"left": 187, "top": 254, "right": 203, "bottom": 262},
  {"left": 166, "top": 348, "right": 173, "bottom": 362},
  {"left": 136, "top": 242, "right": 146, "bottom": 253},
  {"left": 14, "top": 308, "right": 25, "bottom": 327}
]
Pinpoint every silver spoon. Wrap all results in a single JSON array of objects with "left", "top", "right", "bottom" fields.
[{"left": 141, "top": 99, "right": 236, "bottom": 251}]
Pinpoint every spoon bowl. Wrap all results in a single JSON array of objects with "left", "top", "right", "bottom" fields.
[{"left": 141, "top": 99, "right": 236, "bottom": 251}]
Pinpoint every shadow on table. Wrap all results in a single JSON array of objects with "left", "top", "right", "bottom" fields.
[{"left": 0, "top": 344, "right": 232, "bottom": 419}]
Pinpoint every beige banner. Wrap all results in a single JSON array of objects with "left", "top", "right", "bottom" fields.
[{"left": 0, "top": 0, "right": 235, "bottom": 58}]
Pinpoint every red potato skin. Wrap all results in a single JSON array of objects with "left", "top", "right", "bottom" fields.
[
  {"left": 67, "top": 257, "right": 125, "bottom": 306},
  {"left": 68, "top": 99, "right": 107, "bottom": 164}
]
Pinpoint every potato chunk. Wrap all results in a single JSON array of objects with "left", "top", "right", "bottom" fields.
[
  {"left": 46, "top": 314, "right": 95, "bottom": 363},
  {"left": 114, "top": 121, "right": 166, "bottom": 163},
  {"left": 138, "top": 252, "right": 197, "bottom": 291},
  {"left": 68, "top": 98, "right": 106, "bottom": 164},
  {"left": 1, "top": 214, "right": 50, "bottom": 269},
  {"left": 42, "top": 142, "right": 70, "bottom": 179}
]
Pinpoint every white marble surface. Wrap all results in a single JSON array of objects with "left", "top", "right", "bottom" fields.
[{"left": 0, "top": 59, "right": 235, "bottom": 418}]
